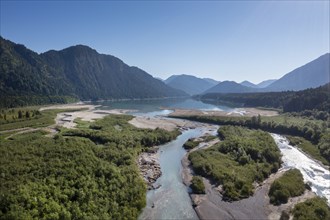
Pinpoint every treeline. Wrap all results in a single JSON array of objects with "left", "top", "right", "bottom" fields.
[
  {"left": 0, "top": 95, "right": 77, "bottom": 108},
  {"left": 0, "top": 115, "right": 180, "bottom": 219},
  {"left": 198, "top": 83, "right": 330, "bottom": 119},
  {"left": 189, "top": 126, "right": 281, "bottom": 201},
  {"left": 172, "top": 114, "right": 327, "bottom": 143},
  {"left": 172, "top": 114, "right": 330, "bottom": 164},
  {"left": 0, "top": 108, "right": 41, "bottom": 123}
]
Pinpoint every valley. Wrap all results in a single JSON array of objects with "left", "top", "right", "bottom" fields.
[
  {"left": 1, "top": 39, "right": 329, "bottom": 219},
  {"left": 1, "top": 98, "right": 329, "bottom": 219},
  {"left": 1, "top": 2, "right": 329, "bottom": 218}
]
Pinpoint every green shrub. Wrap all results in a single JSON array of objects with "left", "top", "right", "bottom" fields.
[
  {"left": 292, "top": 197, "right": 330, "bottom": 220},
  {"left": 183, "top": 138, "right": 200, "bottom": 150},
  {"left": 190, "top": 176, "right": 205, "bottom": 194},
  {"left": 269, "top": 169, "right": 305, "bottom": 205}
]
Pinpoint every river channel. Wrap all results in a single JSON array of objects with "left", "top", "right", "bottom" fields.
[
  {"left": 97, "top": 99, "right": 330, "bottom": 217},
  {"left": 139, "top": 127, "right": 213, "bottom": 219}
]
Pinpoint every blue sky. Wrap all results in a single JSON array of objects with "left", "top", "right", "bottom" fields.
[{"left": 1, "top": 1, "right": 329, "bottom": 83}]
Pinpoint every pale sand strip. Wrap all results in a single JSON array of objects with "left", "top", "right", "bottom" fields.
[
  {"left": 39, "top": 103, "right": 133, "bottom": 129},
  {"left": 128, "top": 116, "right": 204, "bottom": 131},
  {"left": 170, "top": 107, "right": 279, "bottom": 118}
]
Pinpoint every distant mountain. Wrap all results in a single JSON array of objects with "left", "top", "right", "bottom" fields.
[
  {"left": 0, "top": 37, "right": 187, "bottom": 107},
  {"left": 203, "top": 78, "right": 219, "bottom": 85},
  {"left": 164, "top": 74, "right": 217, "bottom": 95},
  {"left": 257, "top": 79, "right": 277, "bottom": 88},
  {"left": 205, "top": 54, "right": 329, "bottom": 95},
  {"left": 154, "top": 77, "right": 164, "bottom": 81},
  {"left": 164, "top": 75, "right": 179, "bottom": 84},
  {"left": 240, "top": 80, "right": 258, "bottom": 88},
  {"left": 204, "top": 81, "right": 257, "bottom": 94},
  {"left": 265, "top": 53, "right": 330, "bottom": 91},
  {"left": 200, "top": 83, "right": 330, "bottom": 115}
]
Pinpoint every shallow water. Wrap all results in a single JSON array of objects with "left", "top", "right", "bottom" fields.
[
  {"left": 139, "top": 127, "right": 216, "bottom": 219},
  {"left": 272, "top": 134, "right": 330, "bottom": 205},
  {"left": 94, "top": 98, "right": 233, "bottom": 116}
]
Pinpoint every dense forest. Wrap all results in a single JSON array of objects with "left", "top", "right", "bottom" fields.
[
  {"left": 0, "top": 115, "right": 180, "bottom": 219},
  {"left": 189, "top": 126, "right": 281, "bottom": 201},
  {"left": 198, "top": 83, "right": 330, "bottom": 119},
  {"left": 0, "top": 37, "right": 186, "bottom": 108}
]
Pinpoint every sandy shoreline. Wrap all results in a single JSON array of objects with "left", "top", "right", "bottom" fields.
[
  {"left": 128, "top": 116, "right": 205, "bottom": 131},
  {"left": 170, "top": 107, "right": 279, "bottom": 118},
  {"left": 40, "top": 102, "right": 132, "bottom": 129}
]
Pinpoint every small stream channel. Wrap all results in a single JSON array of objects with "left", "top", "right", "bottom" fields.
[{"left": 139, "top": 127, "right": 216, "bottom": 219}]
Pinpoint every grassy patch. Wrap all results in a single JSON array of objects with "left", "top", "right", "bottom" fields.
[
  {"left": 74, "top": 118, "right": 91, "bottom": 129},
  {"left": 201, "top": 135, "right": 217, "bottom": 142},
  {"left": 0, "top": 108, "right": 86, "bottom": 131},
  {"left": 269, "top": 169, "right": 306, "bottom": 205}
]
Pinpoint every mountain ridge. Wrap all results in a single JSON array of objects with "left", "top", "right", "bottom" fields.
[
  {"left": 203, "top": 54, "right": 329, "bottom": 94},
  {"left": 164, "top": 74, "right": 217, "bottom": 95},
  {"left": 265, "top": 53, "right": 330, "bottom": 91},
  {"left": 0, "top": 37, "right": 187, "bottom": 107},
  {"left": 240, "top": 80, "right": 258, "bottom": 88},
  {"left": 204, "top": 81, "right": 256, "bottom": 94}
]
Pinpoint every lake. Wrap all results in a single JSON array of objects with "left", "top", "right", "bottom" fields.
[{"left": 93, "top": 98, "right": 233, "bottom": 116}]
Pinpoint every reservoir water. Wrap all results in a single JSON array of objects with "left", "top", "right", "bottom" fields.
[{"left": 94, "top": 98, "right": 233, "bottom": 116}]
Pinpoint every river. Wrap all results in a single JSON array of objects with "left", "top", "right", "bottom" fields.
[
  {"left": 272, "top": 134, "right": 330, "bottom": 205},
  {"left": 96, "top": 99, "right": 330, "bottom": 216},
  {"left": 138, "top": 132, "right": 330, "bottom": 219},
  {"left": 139, "top": 127, "right": 215, "bottom": 219}
]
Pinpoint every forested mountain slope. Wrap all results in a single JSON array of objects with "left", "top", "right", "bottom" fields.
[{"left": 0, "top": 37, "right": 187, "bottom": 107}]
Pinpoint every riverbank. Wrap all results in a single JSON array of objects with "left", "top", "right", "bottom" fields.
[
  {"left": 181, "top": 133, "right": 319, "bottom": 220},
  {"left": 138, "top": 150, "right": 162, "bottom": 190},
  {"left": 190, "top": 169, "right": 316, "bottom": 220},
  {"left": 129, "top": 116, "right": 204, "bottom": 131},
  {"left": 132, "top": 116, "right": 218, "bottom": 194},
  {"left": 1, "top": 103, "right": 135, "bottom": 139},
  {"left": 170, "top": 107, "right": 279, "bottom": 118}
]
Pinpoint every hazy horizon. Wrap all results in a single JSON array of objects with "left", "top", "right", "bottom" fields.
[{"left": 1, "top": 1, "right": 329, "bottom": 84}]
